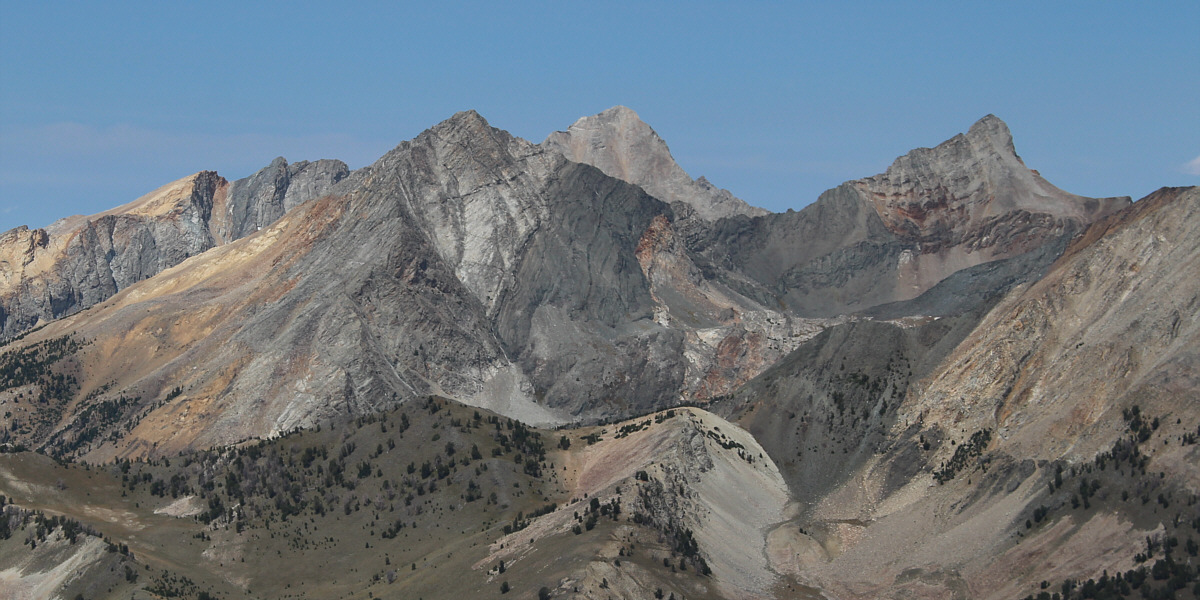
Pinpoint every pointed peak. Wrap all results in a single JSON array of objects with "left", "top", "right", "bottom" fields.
[
  {"left": 563, "top": 106, "right": 651, "bottom": 133},
  {"left": 446, "top": 109, "right": 488, "bottom": 126},
  {"left": 543, "top": 107, "right": 766, "bottom": 220},
  {"left": 965, "top": 114, "right": 1016, "bottom": 156},
  {"left": 426, "top": 110, "right": 492, "bottom": 137},
  {"left": 241, "top": 157, "right": 289, "bottom": 183},
  {"left": 596, "top": 105, "right": 642, "bottom": 121},
  {"left": 412, "top": 110, "right": 513, "bottom": 151},
  {"left": 858, "top": 114, "right": 1127, "bottom": 241},
  {"left": 971, "top": 113, "right": 1007, "bottom": 130},
  {"left": 878, "top": 115, "right": 1018, "bottom": 176}
]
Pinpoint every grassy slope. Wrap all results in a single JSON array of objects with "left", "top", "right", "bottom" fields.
[{"left": 0, "top": 398, "right": 736, "bottom": 600}]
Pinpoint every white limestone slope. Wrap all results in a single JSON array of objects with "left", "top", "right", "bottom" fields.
[{"left": 564, "top": 408, "right": 791, "bottom": 598}]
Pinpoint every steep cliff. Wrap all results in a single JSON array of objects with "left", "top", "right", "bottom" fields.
[{"left": 0, "top": 172, "right": 223, "bottom": 338}]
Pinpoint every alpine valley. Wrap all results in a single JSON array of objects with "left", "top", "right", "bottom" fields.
[{"left": 0, "top": 107, "right": 1196, "bottom": 600}]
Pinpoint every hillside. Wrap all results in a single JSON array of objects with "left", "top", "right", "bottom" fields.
[
  {"left": 0, "top": 160, "right": 348, "bottom": 339},
  {"left": 720, "top": 186, "right": 1200, "bottom": 599},
  {"left": 1, "top": 399, "right": 793, "bottom": 600}
]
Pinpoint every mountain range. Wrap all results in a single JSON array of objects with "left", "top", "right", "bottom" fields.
[{"left": 0, "top": 107, "right": 1195, "bottom": 600}]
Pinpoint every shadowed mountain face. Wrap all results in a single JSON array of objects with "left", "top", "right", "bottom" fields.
[{"left": 3, "top": 109, "right": 1191, "bottom": 600}]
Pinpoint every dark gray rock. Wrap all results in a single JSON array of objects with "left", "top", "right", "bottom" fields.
[
  {"left": 713, "top": 310, "right": 987, "bottom": 504},
  {"left": 221, "top": 157, "right": 349, "bottom": 241}
]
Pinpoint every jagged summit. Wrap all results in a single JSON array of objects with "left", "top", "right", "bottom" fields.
[
  {"left": 427, "top": 109, "right": 492, "bottom": 136},
  {"left": 861, "top": 114, "right": 1129, "bottom": 242},
  {"left": 0, "top": 157, "right": 347, "bottom": 338},
  {"left": 967, "top": 113, "right": 1017, "bottom": 154},
  {"left": 682, "top": 115, "right": 1135, "bottom": 319},
  {"left": 543, "top": 106, "right": 768, "bottom": 220}
]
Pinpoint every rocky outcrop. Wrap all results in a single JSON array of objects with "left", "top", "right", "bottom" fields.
[
  {"left": 0, "top": 158, "right": 349, "bottom": 339},
  {"left": 0, "top": 172, "right": 223, "bottom": 338},
  {"left": 216, "top": 157, "right": 349, "bottom": 242},
  {"left": 543, "top": 106, "right": 767, "bottom": 220},
  {"left": 483, "top": 408, "right": 790, "bottom": 598}
]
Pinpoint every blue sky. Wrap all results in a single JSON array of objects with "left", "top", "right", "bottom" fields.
[{"left": 2, "top": 1, "right": 1197, "bottom": 230}]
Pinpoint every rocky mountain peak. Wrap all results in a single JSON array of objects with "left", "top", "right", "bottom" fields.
[
  {"left": 857, "top": 114, "right": 1130, "bottom": 244},
  {"left": 966, "top": 113, "right": 1017, "bottom": 156},
  {"left": 543, "top": 106, "right": 767, "bottom": 220},
  {"left": 0, "top": 154, "right": 348, "bottom": 338},
  {"left": 392, "top": 109, "right": 546, "bottom": 178},
  {"left": 418, "top": 109, "right": 538, "bottom": 158},
  {"left": 430, "top": 109, "right": 491, "bottom": 136}
]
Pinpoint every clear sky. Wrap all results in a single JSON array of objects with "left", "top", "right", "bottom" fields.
[{"left": 1, "top": 1, "right": 1197, "bottom": 231}]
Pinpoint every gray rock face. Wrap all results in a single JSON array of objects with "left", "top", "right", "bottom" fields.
[
  {"left": 543, "top": 106, "right": 768, "bottom": 220},
  {"left": 329, "top": 111, "right": 687, "bottom": 421},
  {"left": 714, "top": 309, "right": 988, "bottom": 504},
  {"left": 690, "top": 182, "right": 901, "bottom": 316},
  {"left": 220, "top": 157, "right": 349, "bottom": 242},
  {"left": 490, "top": 161, "right": 685, "bottom": 417},
  {"left": 0, "top": 157, "right": 348, "bottom": 339},
  {"left": 0, "top": 172, "right": 222, "bottom": 338},
  {"left": 857, "top": 114, "right": 1128, "bottom": 249}
]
